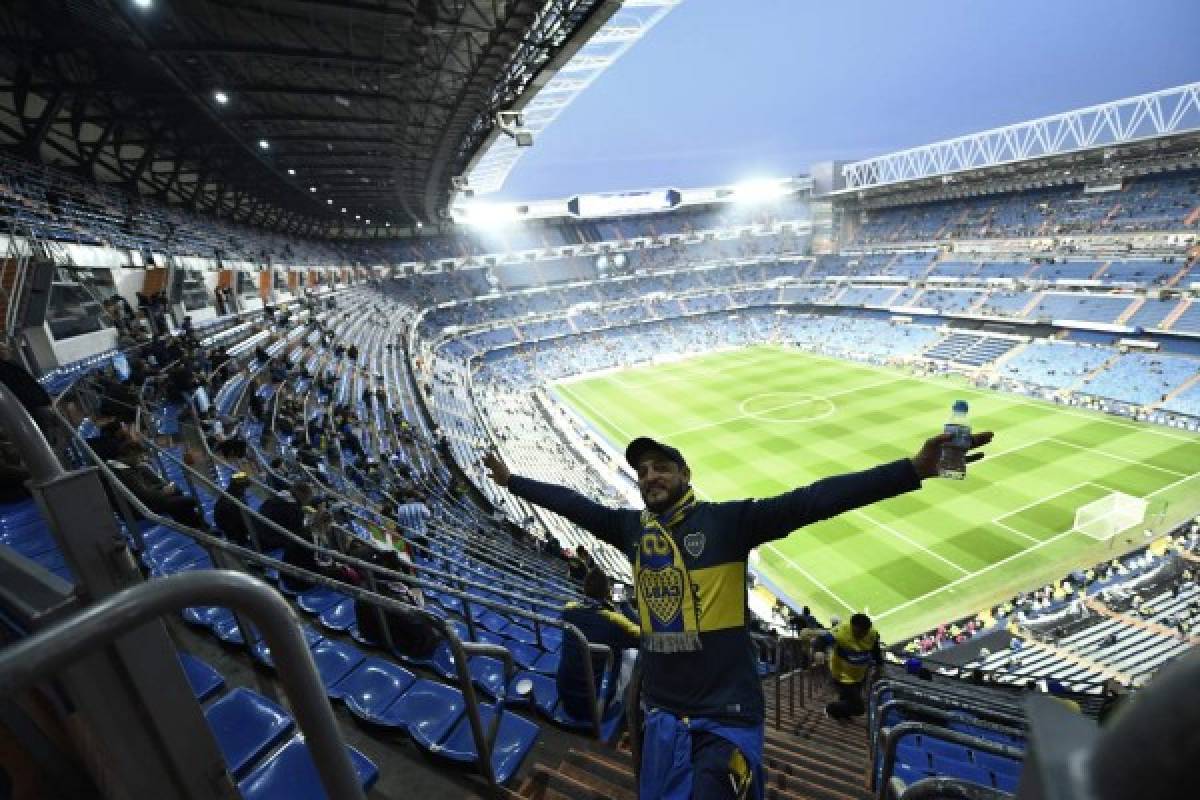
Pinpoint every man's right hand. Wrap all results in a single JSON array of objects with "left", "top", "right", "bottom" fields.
[{"left": 482, "top": 451, "right": 511, "bottom": 487}]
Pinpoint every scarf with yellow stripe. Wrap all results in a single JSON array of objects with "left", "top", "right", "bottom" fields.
[{"left": 635, "top": 487, "right": 702, "bottom": 653}]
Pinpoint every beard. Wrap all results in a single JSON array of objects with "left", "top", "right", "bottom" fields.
[{"left": 643, "top": 482, "right": 687, "bottom": 513}]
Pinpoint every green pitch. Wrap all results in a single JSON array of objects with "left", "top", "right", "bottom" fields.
[{"left": 551, "top": 345, "right": 1200, "bottom": 640}]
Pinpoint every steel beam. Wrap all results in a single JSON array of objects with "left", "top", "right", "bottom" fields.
[{"left": 842, "top": 82, "right": 1200, "bottom": 190}]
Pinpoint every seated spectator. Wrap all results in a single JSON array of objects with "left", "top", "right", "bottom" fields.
[
  {"left": 213, "top": 472, "right": 253, "bottom": 547},
  {"left": 567, "top": 544, "right": 594, "bottom": 581},
  {"left": 343, "top": 537, "right": 439, "bottom": 657},
  {"left": 256, "top": 480, "right": 314, "bottom": 552},
  {"left": 557, "top": 569, "right": 639, "bottom": 719},
  {"left": 106, "top": 442, "right": 205, "bottom": 529}
]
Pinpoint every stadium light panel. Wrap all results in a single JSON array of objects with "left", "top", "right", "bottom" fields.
[
  {"left": 258, "top": 139, "right": 270, "bottom": 150},
  {"left": 287, "top": 168, "right": 295, "bottom": 175},
  {"left": 213, "top": 90, "right": 229, "bottom": 105},
  {"left": 732, "top": 179, "right": 789, "bottom": 203},
  {"left": 132, "top": 0, "right": 153, "bottom": 9}
]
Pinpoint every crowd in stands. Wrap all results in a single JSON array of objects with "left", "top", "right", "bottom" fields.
[{"left": 850, "top": 169, "right": 1200, "bottom": 245}]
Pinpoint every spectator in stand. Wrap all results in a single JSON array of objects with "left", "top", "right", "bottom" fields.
[
  {"left": 813, "top": 613, "right": 883, "bottom": 721},
  {"left": 568, "top": 544, "right": 594, "bottom": 581},
  {"left": 482, "top": 427, "right": 991, "bottom": 799},
  {"left": 106, "top": 441, "right": 205, "bottom": 529},
  {"left": 557, "top": 568, "right": 640, "bottom": 719},
  {"left": 343, "top": 537, "right": 439, "bottom": 657},
  {"left": 213, "top": 472, "right": 254, "bottom": 547},
  {"left": 256, "top": 479, "right": 314, "bottom": 552}
]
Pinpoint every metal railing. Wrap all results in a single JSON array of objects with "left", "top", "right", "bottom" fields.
[{"left": 0, "top": 571, "right": 368, "bottom": 800}]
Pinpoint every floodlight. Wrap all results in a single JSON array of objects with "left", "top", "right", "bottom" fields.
[
  {"left": 213, "top": 90, "right": 229, "bottom": 105},
  {"left": 258, "top": 139, "right": 270, "bottom": 150},
  {"left": 132, "top": 0, "right": 153, "bottom": 9},
  {"left": 457, "top": 202, "right": 517, "bottom": 228},
  {"left": 287, "top": 168, "right": 296, "bottom": 175},
  {"left": 309, "top": 186, "right": 317, "bottom": 192},
  {"left": 732, "top": 179, "right": 788, "bottom": 203}
]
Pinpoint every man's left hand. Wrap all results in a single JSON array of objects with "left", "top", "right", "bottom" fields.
[{"left": 911, "top": 431, "right": 994, "bottom": 480}]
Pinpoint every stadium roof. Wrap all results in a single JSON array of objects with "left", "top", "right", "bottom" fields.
[
  {"left": 460, "top": 0, "right": 681, "bottom": 198},
  {"left": 0, "top": 0, "right": 620, "bottom": 235},
  {"left": 838, "top": 83, "right": 1200, "bottom": 197}
]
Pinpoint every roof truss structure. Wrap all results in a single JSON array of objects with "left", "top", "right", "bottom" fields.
[
  {"left": 462, "top": 0, "right": 681, "bottom": 197},
  {"left": 0, "top": 0, "right": 616, "bottom": 236},
  {"left": 842, "top": 83, "right": 1200, "bottom": 191}
]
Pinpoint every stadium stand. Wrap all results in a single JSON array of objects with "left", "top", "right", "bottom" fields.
[{"left": 0, "top": 38, "right": 1198, "bottom": 794}]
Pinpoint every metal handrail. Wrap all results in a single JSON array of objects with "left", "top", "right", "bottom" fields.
[
  {"left": 874, "top": 699, "right": 1025, "bottom": 753},
  {"left": 57, "top": 416, "right": 519, "bottom": 785},
  {"left": 868, "top": 679, "right": 1025, "bottom": 735},
  {"left": 0, "top": 571, "right": 367, "bottom": 800},
  {"left": 874, "top": 722, "right": 1025, "bottom": 799},
  {"left": 899, "top": 777, "right": 1013, "bottom": 800},
  {"left": 59, "top": 405, "right": 615, "bottom": 745}
]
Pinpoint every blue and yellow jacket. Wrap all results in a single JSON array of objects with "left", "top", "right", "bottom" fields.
[
  {"left": 510, "top": 457, "right": 920, "bottom": 725},
  {"left": 557, "top": 599, "right": 640, "bottom": 711}
]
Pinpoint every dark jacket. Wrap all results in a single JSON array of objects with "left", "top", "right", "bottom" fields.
[
  {"left": 509, "top": 458, "right": 921, "bottom": 726},
  {"left": 558, "top": 599, "right": 640, "bottom": 719}
]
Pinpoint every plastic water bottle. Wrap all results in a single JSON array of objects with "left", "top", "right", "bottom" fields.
[{"left": 937, "top": 400, "right": 971, "bottom": 480}]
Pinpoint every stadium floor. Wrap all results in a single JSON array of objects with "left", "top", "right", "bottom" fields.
[{"left": 552, "top": 345, "right": 1200, "bottom": 640}]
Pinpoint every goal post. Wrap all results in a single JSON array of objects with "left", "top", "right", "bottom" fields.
[{"left": 1073, "top": 492, "right": 1149, "bottom": 541}]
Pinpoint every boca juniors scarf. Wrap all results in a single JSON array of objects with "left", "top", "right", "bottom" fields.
[{"left": 635, "top": 487, "right": 701, "bottom": 653}]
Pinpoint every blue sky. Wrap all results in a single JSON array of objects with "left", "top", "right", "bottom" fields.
[{"left": 494, "top": 0, "right": 1200, "bottom": 201}]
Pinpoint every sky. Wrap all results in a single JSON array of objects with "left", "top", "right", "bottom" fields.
[{"left": 493, "top": 0, "right": 1200, "bottom": 201}]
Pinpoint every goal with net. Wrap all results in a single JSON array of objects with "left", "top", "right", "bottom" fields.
[{"left": 1073, "top": 492, "right": 1149, "bottom": 541}]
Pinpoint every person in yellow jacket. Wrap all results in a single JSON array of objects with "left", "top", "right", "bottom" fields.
[{"left": 814, "top": 613, "right": 883, "bottom": 720}]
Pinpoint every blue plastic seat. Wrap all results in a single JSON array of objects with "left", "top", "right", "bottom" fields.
[
  {"left": 182, "top": 605, "right": 230, "bottom": 628},
  {"left": 507, "top": 641, "right": 542, "bottom": 670},
  {"left": 924, "top": 738, "right": 972, "bottom": 763},
  {"left": 369, "top": 679, "right": 465, "bottom": 740},
  {"left": 995, "top": 770, "right": 1020, "bottom": 793},
  {"left": 896, "top": 742, "right": 929, "bottom": 769},
  {"left": 179, "top": 652, "right": 224, "bottom": 702},
  {"left": 892, "top": 762, "right": 934, "bottom": 788},
  {"left": 930, "top": 755, "right": 992, "bottom": 788},
  {"left": 975, "top": 751, "right": 1023, "bottom": 778},
  {"left": 438, "top": 704, "right": 540, "bottom": 784},
  {"left": 311, "top": 640, "right": 365, "bottom": 697},
  {"left": 512, "top": 671, "right": 559, "bottom": 718},
  {"left": 214, "top": 615, "right": 260, "bottom": 646},
  {"left": 204, "top": 688, "right": 293, "bottom": 778},
  {"left": 531, "top": 651, "right": 560, "bottom": 675},
  {"left": 339, "top": 658, "right": 417, "bottom": 721},
  {"left": 317, "top": 599, "right": 357, "bottom": 632},
  {"left": 237, "top": 735, "right": 378, "bottom": 800},
  {"left": 505, "top": 624, "right": 537, "bottom": 645},
  {"left": 468, "top": 656, "right": 507, "bottom": 699},
  {"left": 296, "top": 587, "right": 346, "bottom": 615},
  {"left": 251, "top": 626, "right": 325, "bottom": 667}
]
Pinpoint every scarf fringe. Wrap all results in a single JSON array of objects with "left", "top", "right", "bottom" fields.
[{"left": 643, "top": 631, "right": 702, "bottom": 654}]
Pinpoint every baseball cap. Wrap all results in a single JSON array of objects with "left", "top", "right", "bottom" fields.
[{"left": 625, "top": 437, "right": 687, "bottom": 470}]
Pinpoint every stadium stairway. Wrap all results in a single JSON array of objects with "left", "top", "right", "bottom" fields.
[
  {"left": 1065, "top": 351, "right": 1121, "bottom": 394},
  {"left": 1113, "top": 296, "right": 1143, "bottom": 325},
  {"left": 1161, "top": 297, "right": 1192, "bottom": 329},
  {"left": 1149, "top": 370, "right": 1200, "bottom": 411},
  {"left": 514, "top": 670, "right": 873, "bottom": 800}
]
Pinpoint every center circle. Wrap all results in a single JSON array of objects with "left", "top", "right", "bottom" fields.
[{"left": 738, "top": 392, "right": 836, "bottom": 423}]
